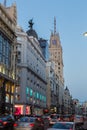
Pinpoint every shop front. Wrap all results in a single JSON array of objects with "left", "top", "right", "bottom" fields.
[{"left": 14, "top": 105, "right": 31, "bottom": 115}]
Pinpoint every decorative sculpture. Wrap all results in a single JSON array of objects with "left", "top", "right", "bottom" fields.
[{"left": 29, "top": 19, "right": 34, "bottom": 30}]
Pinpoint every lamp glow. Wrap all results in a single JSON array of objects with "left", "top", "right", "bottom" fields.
[{"left": 83, "top": 32, "right": 87, "bottom": 36}]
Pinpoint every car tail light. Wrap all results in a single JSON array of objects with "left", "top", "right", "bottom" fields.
[
  {"left": 29, "top": 123, "right": 34, "bottom": 127},
  {"left": 3, "top": 121, "right": 8, "bottom": 125},
  {"left": 37, "top": 118, "right": 41, "bottom": 121},
  {"left": 13, "top": 123, "right": 18, "bottom": 127},
  {"left": 0, "top": 120, "right": 2, "bottom": 123}
]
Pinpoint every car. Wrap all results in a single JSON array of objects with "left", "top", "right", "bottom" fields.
[
  {"left": 0, "top": 114, "right": 15, "bottom": 130},
  {"left": 49, "top": 114, "right": 61, "bottom": 125},
  {"left": 62, "top": 115, "right": 71, "bottom": 122},
  {"left": 42, "top": 115, "right": 50, "bottom": 129},
  {"left": 13, "top": 116, "right": 37, "bottom": 130},
  {"left": 49, "top": 118, "right": 58, "bottom": 125},
  {"left": 47, "top": 121, "right": 83, "bottom": 130},
  {"left": 42, "top": 115, "right": 51, "bottom": 121}
]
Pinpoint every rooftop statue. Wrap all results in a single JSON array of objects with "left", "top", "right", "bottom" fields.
[{"left": 29, "top": 19, "right": 34, "bottom": 30}]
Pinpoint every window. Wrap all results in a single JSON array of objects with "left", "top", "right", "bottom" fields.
[
  {"left": 11, "top": 95, "right": 13, "bottom": 104},
  {"left": 30, "top": 89, "right": 33, "bottom": 96},
  {"left": 11, "top": 85, "right": 14, "bottom": 93},
  {"left": 26, "top": 87, "right": 29, "bottom": 94},
  {"left": 6, "top": 94, "right": 9, "bottom": 103},
  {"left": 15, "top": 94, "right": 20, "bottom": 101},
  {"left": 37, "top": 92, "right": 39, "bottom": 99},
  {"left": 0, "top": 34, "right": 11, "bottom": 68}
]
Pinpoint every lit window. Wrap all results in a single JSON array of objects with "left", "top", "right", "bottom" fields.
[
  {"left": 11, "top": 95, "right": 13, "bottom": 104},
  {"left": 30, "top": 89, "right": 33, "bottom": 96},
  {"left": 6, "top": 94, "right": 9, "bottom": 103},
  {"left": 37, "top": 92, "right": 39, "bottom": 99},
  {"left": 26, "top": 87, "right": 29, "bottom": 94}
]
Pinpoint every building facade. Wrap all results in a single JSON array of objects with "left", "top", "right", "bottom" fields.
[
  {"left": 49, "top": 18, "right": 64, "bottom": 85},
  {"left": 46, "top": 61, "right": 60, "bottom": 113},
  {"left": 14, "top": 21, "right": 47, "bottom": 115},
  {"left": 39, "top": 38, "right": 49, "bottom": 61},
  {"left": 0, "top": 3, "right": 17, "bottom": 114},
  {"left": 48, "top": 18, "right": 64, "bottom": 113},
  {"left": 64, "top": 86, "right": 72, "bottom": 114}
]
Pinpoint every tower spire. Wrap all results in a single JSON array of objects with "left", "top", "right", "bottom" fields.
[
  {"left": 4, "top": 0, "right": 6, "bottom": 6},
  {"left": 54, "top": 17, "right": 56, "bottom": 35}
]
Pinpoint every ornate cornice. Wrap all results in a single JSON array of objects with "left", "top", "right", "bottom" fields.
[{"left": 0, "top": 4, "right": 16, "bottom": 41}]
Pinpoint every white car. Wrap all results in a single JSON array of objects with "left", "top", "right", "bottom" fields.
[{"left": 47, "top": 121, "right": 83, "bottom": 130}]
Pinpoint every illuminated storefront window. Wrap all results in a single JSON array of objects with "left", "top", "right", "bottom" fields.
[
  {"left": 0, "top": 65, "right": 1, "bottom": 72},
  {"left": 26, "top": 106, "right": 30, "bottom": 114},
  {"left": 6, "top": 94, "right": 9, "bottom": 103},
  {"left": 14, "top": 105, "right": 23, "bottom": 115},
  {"left": 2, "top": 66, "right": 5, "bottom": 74},
  {"left": 11, "top": 95, "right": 13, "bottom": 104},
  {"left": 5, "top": 84, "right": 10, "bottom": 92},
  {"left": 11, "top": 85, "right": 14, "bottom": 93},
  {"left": 0, "top": 65, "right": 3, "bottom": 73}
]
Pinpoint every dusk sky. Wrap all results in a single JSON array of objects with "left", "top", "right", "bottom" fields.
[{"left": 1, "top": 0, "right": 87, "bottom": 102}]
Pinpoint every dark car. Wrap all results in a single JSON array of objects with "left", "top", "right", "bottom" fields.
[
  {"left": 47, "top": 121, "right": 84, "bottom": 130},
  {"left": 0, "top": 114, "right": 15, "bottom": 130}
]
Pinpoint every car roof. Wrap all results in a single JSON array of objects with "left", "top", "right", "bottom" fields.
[{"left": 55, "top": 122, "right": 74, "bottom": 124}]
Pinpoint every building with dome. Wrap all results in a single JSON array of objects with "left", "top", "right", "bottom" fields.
[
  {"left": 26, "top": 19, "right": 38, "bottom": 40},
  {"left": 14, "top": 20, "right": 47, "bottom": 115}
]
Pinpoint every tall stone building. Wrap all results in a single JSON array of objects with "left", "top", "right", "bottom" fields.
[
  {"left": 14, "top": 20, "right": 47, "bottom": 115},
  {"left": 64, "top": 86, "right": 71, "bottom": 114},
  {"left": 46, "top": 61, "right": 60, "bottom": 113},
  {"left": 49, "top": 17, "right": 64, "bottom": 85},
  {"left": 49, "top": 18, "right": 65, "bottom": 114},
  {"left": 0, "top": 3, "right": 17, "bottom": 114}
]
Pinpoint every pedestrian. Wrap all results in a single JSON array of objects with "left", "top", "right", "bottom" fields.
[{"left": 31, "top": 118, "right": 44, "bottom": 130}]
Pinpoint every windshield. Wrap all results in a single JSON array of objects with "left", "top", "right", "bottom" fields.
[
  {"left": 19, "top": 117, "right": 36, "bottom": 122},
  {"left": 52, "top": 123, "right": 73, "bottom": 129}
]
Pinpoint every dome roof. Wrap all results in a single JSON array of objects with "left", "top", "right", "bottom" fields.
[
  {"left": 26, "top": 29, "right": 38, "bottom": 39},
  {"left": 26, "top": 19, "right": 38, "bottom": 39}
]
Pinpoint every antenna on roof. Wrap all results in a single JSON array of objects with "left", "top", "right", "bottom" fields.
[
  {"left": 54, "top": 16, "right": 56, "bottom": 35},
  {"left": 4, "top": 0, "right": 6, "bottom": 6}
]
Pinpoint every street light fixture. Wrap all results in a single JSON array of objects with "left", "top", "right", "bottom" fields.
[{"left": 83, "top": 32, "right": 87, "bottom": 37}]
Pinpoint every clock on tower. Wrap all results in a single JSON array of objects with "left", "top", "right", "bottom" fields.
[{"left": 52, "top": 40, "right": 57, "bottom": 45}]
